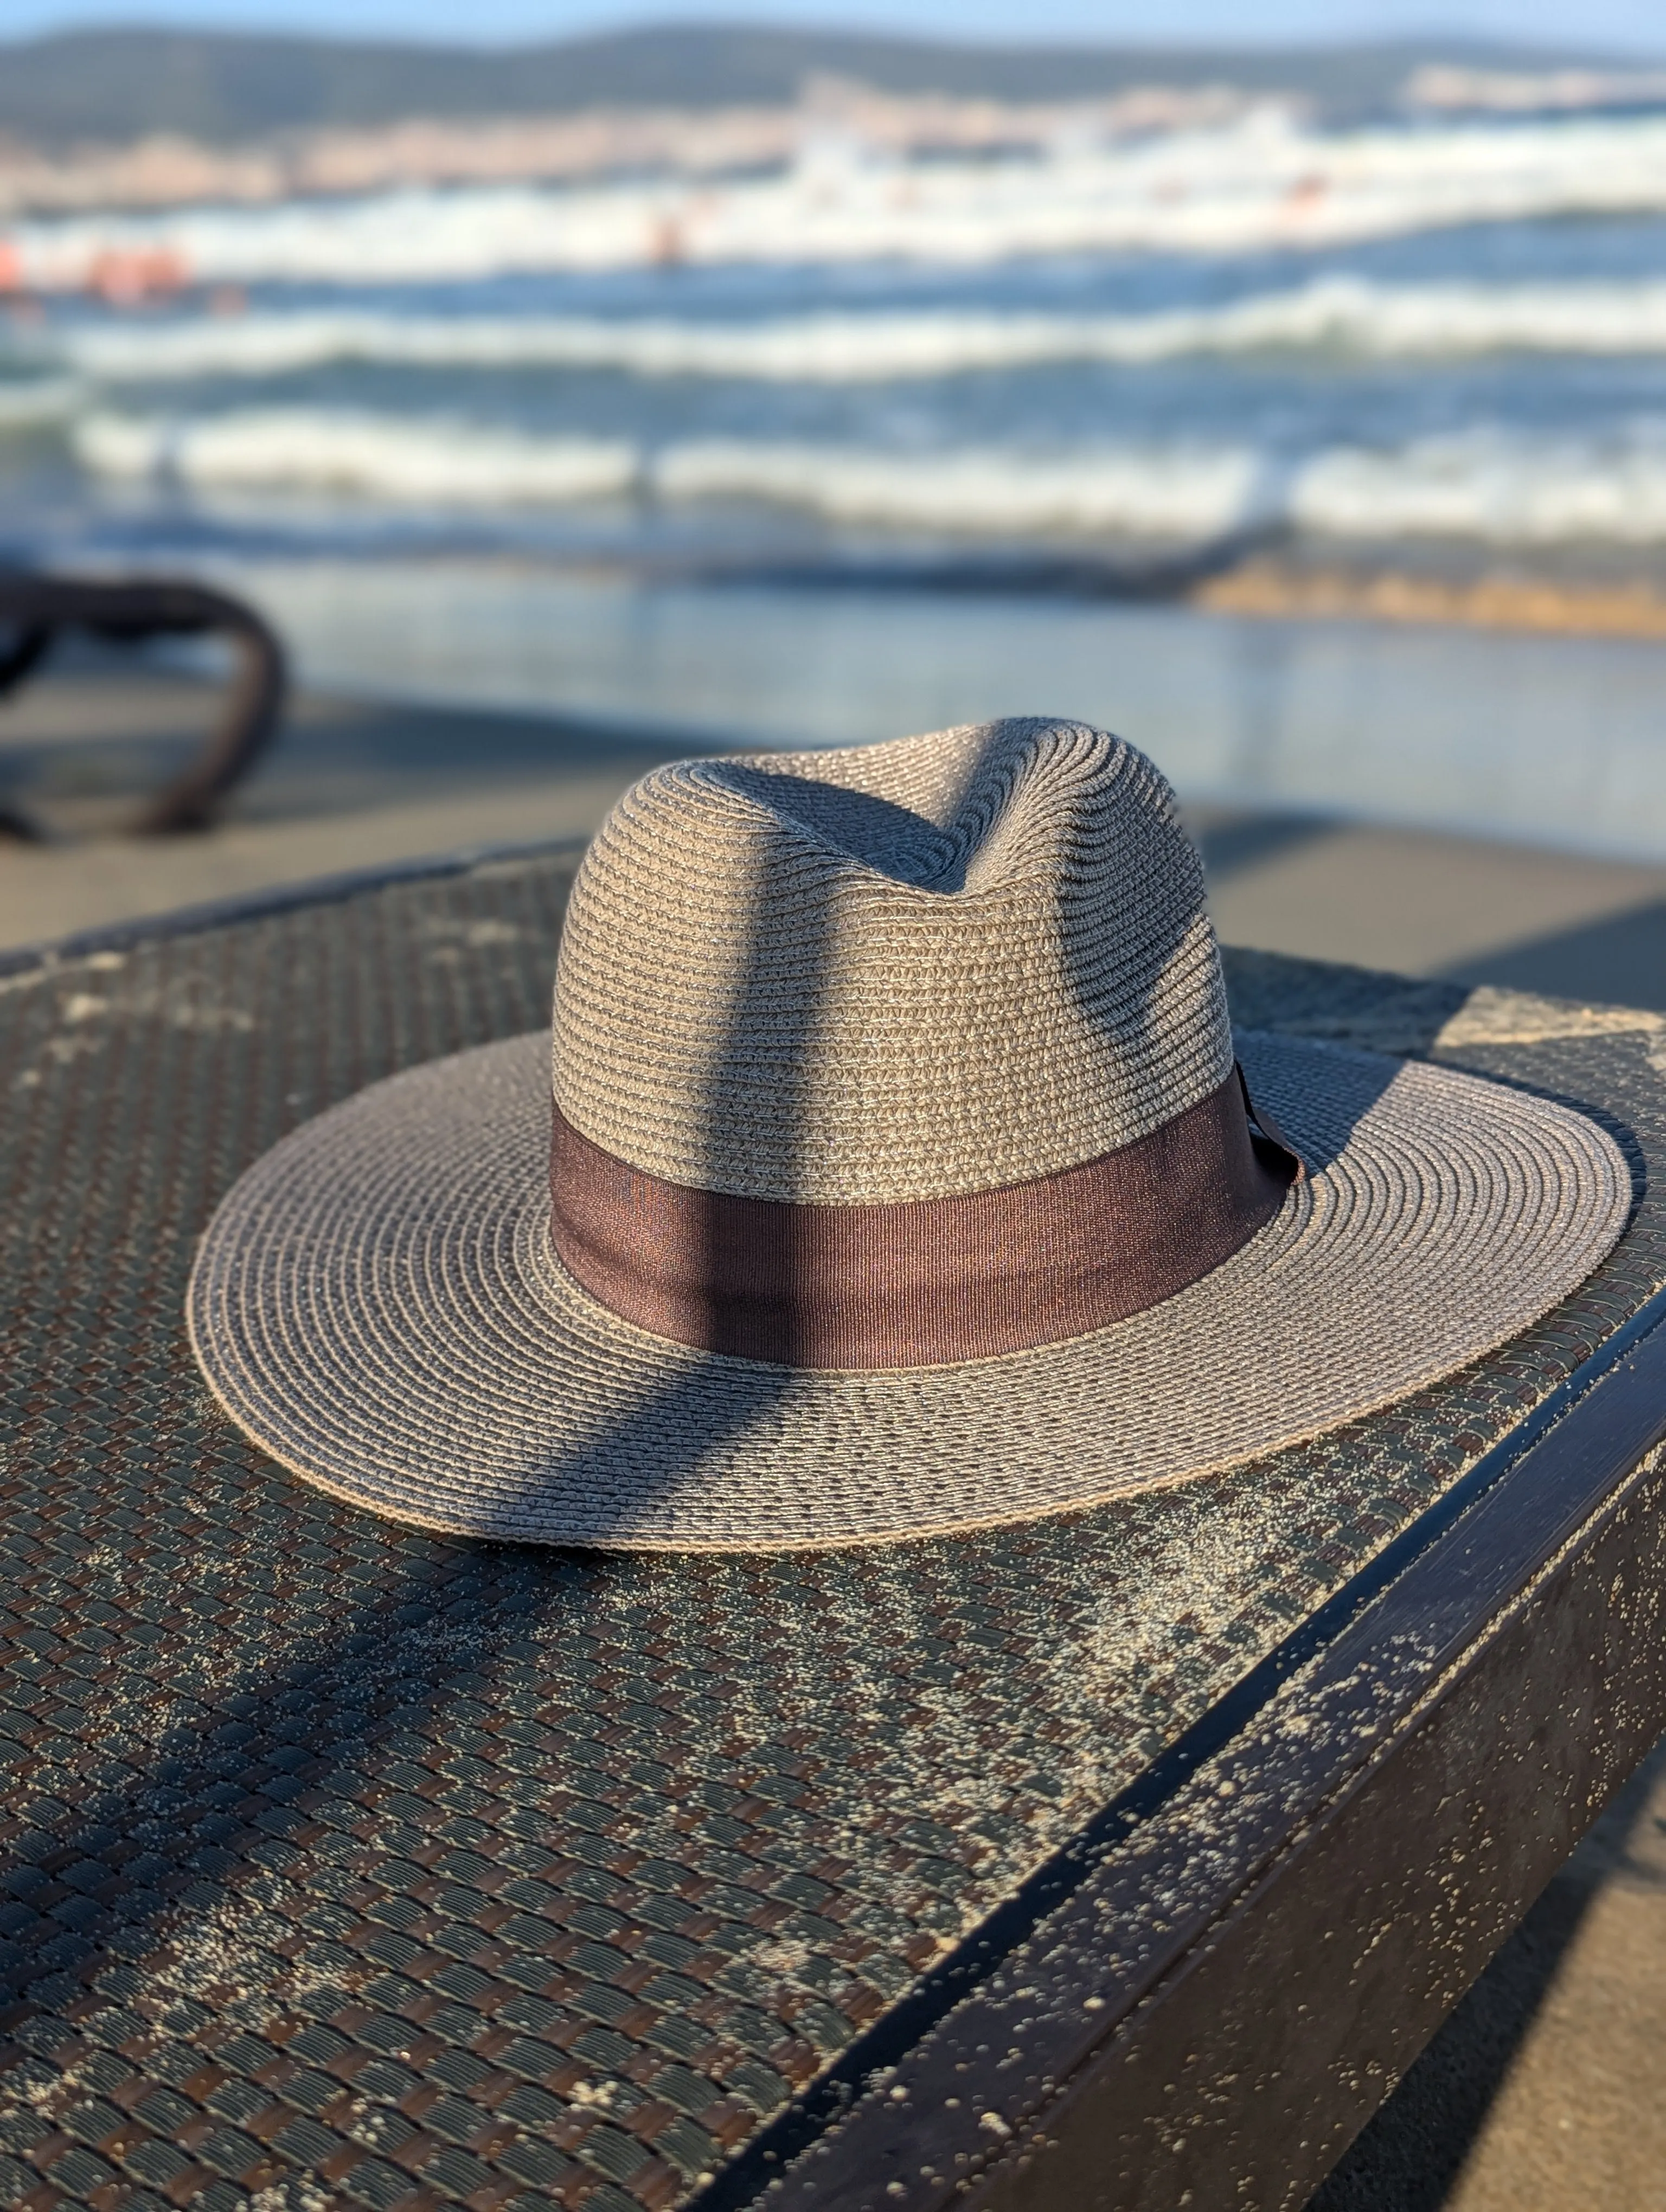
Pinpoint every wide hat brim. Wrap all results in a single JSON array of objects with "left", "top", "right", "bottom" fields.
[{"left": 187, "top": 1030, "right": 1630, "bottom": 1551}]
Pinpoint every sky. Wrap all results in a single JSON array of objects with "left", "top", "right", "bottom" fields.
[{"left": 6, "top": 0, "right": 1666, "bottom": 55}]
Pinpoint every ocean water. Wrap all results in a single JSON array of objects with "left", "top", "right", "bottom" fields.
[{"left": 4, "top": 104, "right": 1666, "bottom": 851}]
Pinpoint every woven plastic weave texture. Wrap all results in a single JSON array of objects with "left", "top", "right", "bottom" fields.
[{"left": 1, "top": 853, "right": 1662, "bottom": 2212}]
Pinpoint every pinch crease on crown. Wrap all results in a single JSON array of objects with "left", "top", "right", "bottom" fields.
[{"left": 551, "top": 716, "right": 1234, "bottom": 1205}]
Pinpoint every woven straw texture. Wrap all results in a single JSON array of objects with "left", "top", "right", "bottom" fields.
[
  {"left": 1, "top": 849, "right": 1661, "bottom": 2212},
  {"left": 552, "top": 720, "right": 1231, "bottom": 1202},
  {"left": 190, "top": 723, "right": 1628, "bottom": 1548}
]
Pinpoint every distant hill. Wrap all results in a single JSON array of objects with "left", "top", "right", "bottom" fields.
[{"left": 0, "top": 23, "right": 1640, "bottom": 149}]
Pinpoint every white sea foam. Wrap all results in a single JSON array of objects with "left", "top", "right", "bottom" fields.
[
  {"left": 661, "top": 430, "right": 1666, "bottom": 543},
  {"left": 74, "top": 403, "right": 1666, "bottom": 545},
  {"left": 1292, "top": 429, "right": 1666, "bottom": 543},
  {"left": 49, "top": 274, "right": 1666, "bottom": 385},
  {"left": 653, "top": 438, "right": 1274, "bottom": 537},
  {"left": 17, "top": 109, "right": 1666, "bottom": 287},
  {"left": 70, "top": 407, "right": 1272, "bottom": 533},
  {"left": 73, "top": 406, "right": 637, "bottom": 503},
  {"left": 0, "top": 376, "right": 83, "bottom": 427}
]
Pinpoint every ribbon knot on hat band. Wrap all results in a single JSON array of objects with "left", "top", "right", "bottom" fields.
[{"left": 549, "top": 1064, "right": 1302, "bottom": 1369}]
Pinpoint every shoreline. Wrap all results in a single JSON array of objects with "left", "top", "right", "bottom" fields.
[
  {"left": 15, "top": 557, "right": 1666, "bottom": 871},
  {"left": 200, "top": 552, "right": 1666, "bottom": 864}
]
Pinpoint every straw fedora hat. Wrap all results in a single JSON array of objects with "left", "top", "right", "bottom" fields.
[{"left": 189, "top": 718, "right": 1630, "bottom": 1551}]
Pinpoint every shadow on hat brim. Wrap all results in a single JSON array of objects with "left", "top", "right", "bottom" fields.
[{"left": 186, "top": 1030, "right": 1631, "bottom": 1551}]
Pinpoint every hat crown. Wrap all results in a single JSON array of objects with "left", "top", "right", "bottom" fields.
[{"left": 552, "top": 717, "right": 1232, "bottom": 1204}]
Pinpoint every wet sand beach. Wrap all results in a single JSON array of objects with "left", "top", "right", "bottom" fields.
[
  {"left": 5, "top": 652, "right": 1666, "bottom": 1008},
  {"left": 0, "top": 668, "right": 691, "bottom": 949},
  {"left": 1196, "top": 552, "right": 1666, "bottom": 641}
]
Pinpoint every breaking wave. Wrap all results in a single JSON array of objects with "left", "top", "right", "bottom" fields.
[
  {"left": 15, "top": 108, "right": 1666, "bottom": 288},
  {"left": 74, "top": 408, "right": 636, "bottom": 503},
  {"left": 1292, "top": 432, "right": 1666, "bottom": 543},
  {"left": 0, "top": 376, "right": 84, "bottom": 428},
  {"left": 45, "top": 274, "right": 1666, "bottom": 384},
  {"left": 72, "top": 404, "right": 1666, "bottom": 544},
  {"left": 651, "top": 438, "right": 1273, "bottom": 536}
]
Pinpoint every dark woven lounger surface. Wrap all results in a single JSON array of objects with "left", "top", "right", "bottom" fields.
[{"left": 2, "top": 846, "right": 1664, "bottom": 2212}]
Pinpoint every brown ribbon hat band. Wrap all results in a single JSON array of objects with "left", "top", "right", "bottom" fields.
[{"left": 550, "top": 1064, "right": 1302, "bottom": 1368}]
